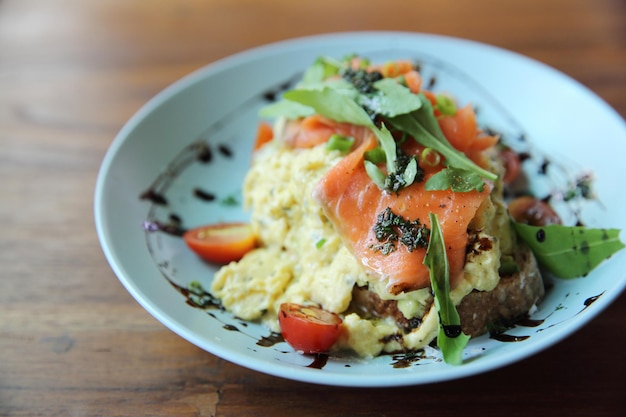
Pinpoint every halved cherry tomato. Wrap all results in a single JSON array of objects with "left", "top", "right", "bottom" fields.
[
  {"left": 183, "top": 223, "right": 257, "bottom": 264},
  {"left": 500, "top": 146, "right": 522, "bottom": 184},
  {"left": 278, "top": 303, "right": 343, "bottom": 354},
  {"left": 508, "top": 196, "right": 561, "bottom": 226}
]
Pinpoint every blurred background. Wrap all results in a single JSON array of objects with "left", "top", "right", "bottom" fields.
[{"left": 1, "top": 0, "right": 624, "bottom": 139}]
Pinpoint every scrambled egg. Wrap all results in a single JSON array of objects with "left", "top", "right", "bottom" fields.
[{"left": 211, "top": 138, "right": 506, "bottom": 357}]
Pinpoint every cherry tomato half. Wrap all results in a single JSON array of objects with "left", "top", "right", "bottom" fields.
[
  {"left": 508, "top": 196, "right": 562, "bottom": 226},
  {"left": 183, "top": 223, "right": 257, "bottom": 264},
  {"left": 278, "top": 303, "right": 343, "bottom": 354},
  {"left": 500, "top": 147, "right": 522, "bottom": 184}
]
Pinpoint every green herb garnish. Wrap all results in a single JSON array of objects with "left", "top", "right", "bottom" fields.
[
  {"left": 425, "top": 167, "right": 486, "bottom": 192},
  {"left": 382, "top": 148, "right": 424, "bottom": 193},
  {"left": 315, "top": 238, "right": 327, "bottom": 249},
  {"left": 424, "top": 212, "right": 470, "bottom": 365},
  {"left": 364, "top": 147, "right": 387, "bottom": 164},
  {"left": 326, "top": 134, "right": 355, "bottom": 153},
  {"left": 361, "top": 78, "right": 423, "bottom": 117},
  {"left": 370, "top": 207, "right": 430, "bottom": 255},
  {"left": 220, "top": 195, "right": 240, "bottom": 206},
  {"left": 341, "top": 67, "right": 383, "bottom": 94},
  {"left": 512, "top": 223, "right": 625, "bottom": 278},
  {"left": 188, "top": 280, "right": 204, "bottom": 293},
  {"left": 435, "top": 94, "right": 457, "bottom": 116},
  {"left": 563, "top": 173, "right": 594, "bottom": 201}
]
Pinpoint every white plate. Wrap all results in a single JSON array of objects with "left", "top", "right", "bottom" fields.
[{"left": 94, "top": 31, "right": 626, "bottom": 387}]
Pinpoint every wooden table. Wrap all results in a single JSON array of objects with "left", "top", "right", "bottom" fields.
[{"left": 2, "top": 0, "right": 625, "bottom": 415}]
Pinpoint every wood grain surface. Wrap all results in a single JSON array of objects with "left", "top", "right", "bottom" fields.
[{"left": 1, "top": 0, "right": 625, "bottom": 416}]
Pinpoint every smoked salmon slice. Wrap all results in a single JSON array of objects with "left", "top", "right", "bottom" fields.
[
  {"left": 283, "top": 114, "right": 372, "bottom": 149},
  {"left": 438, "top": 104, "right": 499, "bottom": 166},
  {"left": 313, "top": 135, "right": 492, "bottom": 294}
]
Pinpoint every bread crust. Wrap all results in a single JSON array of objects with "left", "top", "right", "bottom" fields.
[{"left": 457, "top": 244, "right": 544, "bottom": 336}]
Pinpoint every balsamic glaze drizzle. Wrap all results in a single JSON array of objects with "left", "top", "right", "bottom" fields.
[
  {"left": 391, "top": 351, "right": 427, "bottom": 368},
  {"left": 167, "top": 278, "right": 222, "bottom": 310},
  {"left": 257, "top": 332, "right": 284, "bottom": 348},
  {"left": 142, "top": 220, "right": 186, "bottom": 236},
  {"left": 217, "top": 144, "right": 233, "bottom": 158},
  {"left": 139, "top": 141, "right": 217, "bottom": 209},
  {"left": 307, "top": 354, "right": 330, "bottom": 369},
  {"left": 140, "top": 189, "right": 168, "bottom": 205},
  {"left": 583, "top": 292, "right": 603, "bottom": 309},
  {"left": 193, "top": 188, "right": 216, "bottom": 202}
]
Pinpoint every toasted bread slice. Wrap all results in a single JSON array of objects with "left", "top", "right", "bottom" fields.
[
  {"left": 346, "top": 243, "right": 544, "bottom": 342},
  {"left": 457, "top": 244, "right": 544, "bottom": 336}
]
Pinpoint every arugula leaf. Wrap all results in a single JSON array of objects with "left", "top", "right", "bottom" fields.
[
  {"left": 410, "top": 94, "right": 453, "bottom": 145},
  {"left": 259, "top": 77, "right": 357, "bottom": 120},
  {"left": 297, "top": 78, "right": 358, "bottom": 96},
  {"left": 364, "top": 160, "right": 387, "bottom": 189},
  {"left": 512, "top": 223, "right": 625, "bottom": 278},
  {"left": 284, "top": 87, "right": 373, "bottom": 127},
  {"left": 388, "top": 95, "right": 497, "bottom": 183},
  {"left": 259, "top": 99, "right": 315, "bottom": 120},
  {"left": 376, "top": 123, "right": 397, "bottom": 175},
  {"left": 301, "top": 56, "right": 342, "bottom": 84},
  {"left": 424, "top": 213, "right": 470, "bottom": 365},
  {"left": 358, "top": 78, "right": 422, "bottom": 117},
  {"left": 425, "top": 167, "right": 486, "bottom": 192}
]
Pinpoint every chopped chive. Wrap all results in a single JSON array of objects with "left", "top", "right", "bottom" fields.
[
  {"left": 421, "top": 147, "right": 441, "bottom": 166},
  {"left": 326, "top": 134, "right": 355, "bottom": 153},
  {"left": 220, "top": 195, "right": 239, "bottom": 206},
  {"left": 364, "top": 147, "right": 387, "bottom": 164},
  {"left": 188, "top": 280, "right": 204, "bottom": 293},
  {"left": 315, "top": 238, "right": 327, "bottom": 249},
  {"left": 436, "top": 94, "right": 457, "bottom": 116}
]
